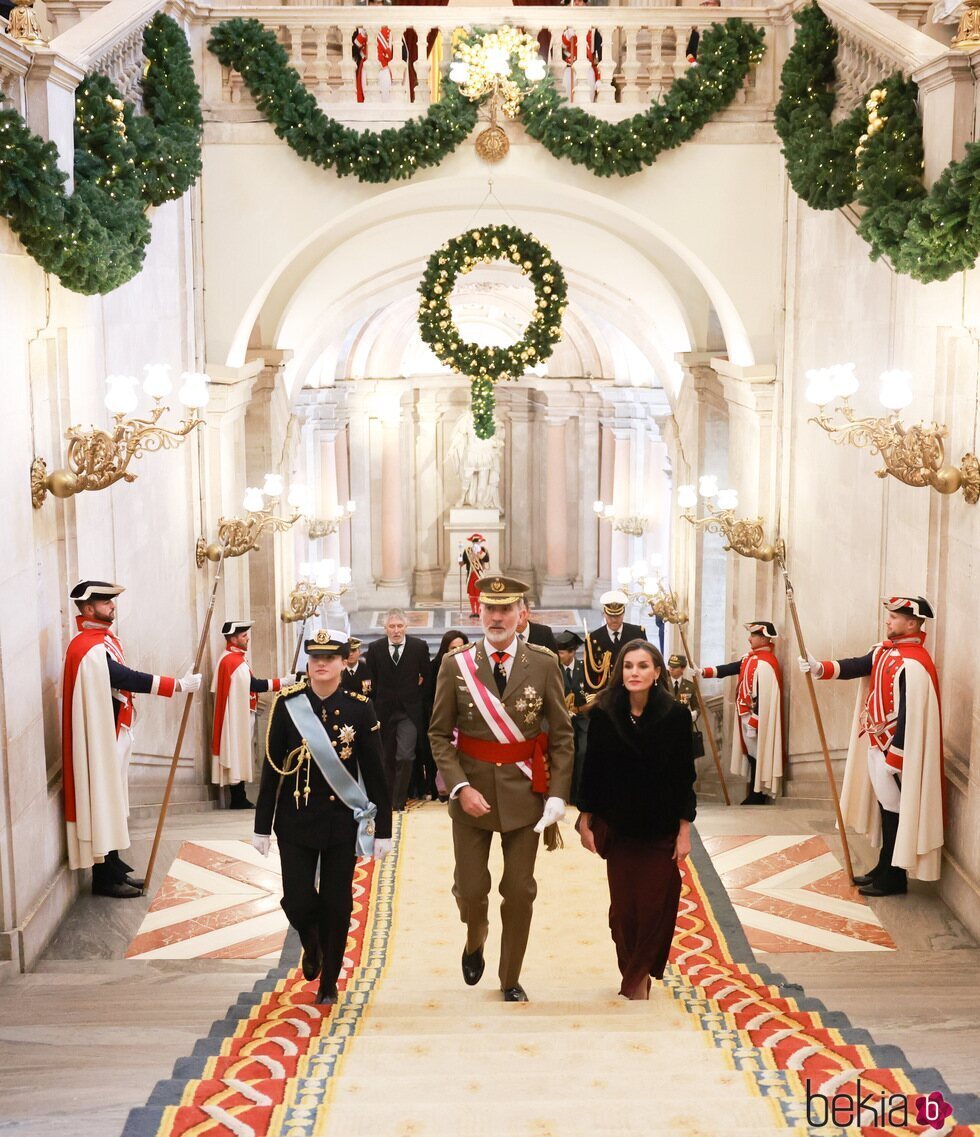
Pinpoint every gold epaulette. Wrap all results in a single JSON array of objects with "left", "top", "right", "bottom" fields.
[
  {"left": 447, "top": 641, "right": 475, "bottom": 657},
  {"left": 527, "top": 642, "right": 557, "bottom": 657},
  {"left": 344, "top": 689, "right": 369, "bottom": 702},
  {"left": 279, "top": 677, "right": 309, "bottom": 698}
]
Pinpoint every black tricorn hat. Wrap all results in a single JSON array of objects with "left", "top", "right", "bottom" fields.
[
  {"left": 221, "top": 620, "right": 253, "bottom": 637},
  {"left": 555, "top": 630, "right": 584, "bottom": 650},
  {"left": 70, "top": 580, "right": 124, "bottom": 602},
  {"left": 883, "top": 595, "right": 935, "bottom": 620}
]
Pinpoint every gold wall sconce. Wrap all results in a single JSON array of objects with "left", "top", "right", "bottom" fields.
[
  {"left": 307, "top": 500, "right": 356, "bottom": 540},
  {"left": 678, "top": 478, "right": 786, "bottom": 563},
  {"left": 196, "top": 475, "right": 311, "bottom": 567},
  {"left": 31, "top": 366, "right": 208, "bottom": 509},
  {"left": 806, "top": 364, "right": 979, "bottom": 504},
  {"left": 282, "top": 561, "right": 352, "bottom": 623},
  {"left": 592, "top": 499, "right": 652, "bottom": 537}
]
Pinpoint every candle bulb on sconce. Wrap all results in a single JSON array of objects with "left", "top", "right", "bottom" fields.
[
  {"left": 196, "top": 472, "right": 309, "bottom": 567},
  {"left": 806, "top": 363, "right": 979, "bottom": 503},
  {"left": 678, "top": 481, "right": 784, "bottom": 564},
  {"left": 593, "top": 498, "right": 652, "bottom": 537},
  {"left": 31, "top": 366, "right": 208, "bottom": 509},
  {"left": 307, "top": 497, "right": 357, "bottom": 540},
  {"left": 281, "top": 558, "right": 352, "bottom": 624}
]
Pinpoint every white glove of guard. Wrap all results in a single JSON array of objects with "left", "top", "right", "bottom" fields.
[
  {"left": 278, "top": 675, "right": 295, "bottom": 687},
  {"left": 178, "top": 671, "right": 203, "bottom": 693},
  {"left": 252, "top": 833, "right": 271, "bottom": 857},
  {"left": 694, "top": 666, "right": 706, "bottom": 679},
  {"left": 798, "top": 653, "right": 824, "bottom": 678},
  {"left": 533, "top": 796, "right": 566, "bottom": 833},
  {"left": 372, "top": 838, "right": 393, "bottom": 861}
]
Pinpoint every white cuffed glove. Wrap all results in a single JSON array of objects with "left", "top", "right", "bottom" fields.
[
  {"left": 694, "top": 665, "right": 706, "bottom": 679},
  {"left": 533, "top": 796, "right": 566, "bottom": 833},
  {"left": 372, "top": 838, "right": 392, "bottom": 861},
  {"left": 277, "top": 674, "right": 295, "bottom": 687},
  {"left": 178, "top": 671, "right": 202, "bottom": 693},
  {"left": 798, "top": 653, "right": 824, "bottom": 678},
  {"left": 252, "top": 833, "right": 271, "bottom": 857}
]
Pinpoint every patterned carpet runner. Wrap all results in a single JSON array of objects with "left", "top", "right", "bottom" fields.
[{"left": 123, "top": 811, "right": 980, "bottom": 1137}]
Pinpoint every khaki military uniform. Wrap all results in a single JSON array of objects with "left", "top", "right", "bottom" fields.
[
  {"left": 670, "top": 676, "right": 699, "bottom": 721},
  {"left": 429, "top": 638, "right": 574, "bottom": 988}
]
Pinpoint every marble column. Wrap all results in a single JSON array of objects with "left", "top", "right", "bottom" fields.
[
  {"left": 503, "top": 389, "right": 533, "bottom": 582},
  {"left": 577, "top": 393, "right": 601, "bottom": 599},
  {"left": 346, "top": 387, "right": 375, "bottom": 608},
  {"left": 412, "top": 390, "right": 444, "bottom": 601},
  {"left": 544, "top": 414, "right": 569, "bottom": 579},
  {"left": 243, "top": 349, "right": 293, "bottom": 681},
  {"left": 596, "top": 425, "right": 614, "bottom": 598},
  {"left": 375, "top": 394, "right": 409, "bottom": 605}
]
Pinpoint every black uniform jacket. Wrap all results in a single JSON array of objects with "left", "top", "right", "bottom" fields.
[
  {"left": 255, "top": 680, "right": 392, "bottom": 848},
  {"left": 364, "top": 635, "right": 431, "bottom": 731},
  {"left": 340, "top": 661, "right": 372, "bottom": 697},
  {"left": 524, "top": 621, "right": 558, "bottom": 655}
]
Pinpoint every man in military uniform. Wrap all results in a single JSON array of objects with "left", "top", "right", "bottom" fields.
[
  {"left": 211, "top": 620, "right": 291, "bottom": 810},
  {"left": 340, "top": 637, "right": 372, "bottom": 697},
  {"left": 700, "top": 621, "right": 783, "bottom": 805},
  {"left": 800, "top": 595, "right": 944, "bottom": 896},
  {"left": 667, "top": 653, "right": 699, "bottom": 723},
  {"left": 62, "top": 580, "right": 202, "bottom": 898},
  {"left": 253, "top": 630, "right": 392, "bottom": 1004},
  {"left": 583, "top": 590, "right": 646, "bottom": 694},
  {"left": 429, "top": 576, "right": 574, "bottom": 1002},
  {"left": 556, "top": 630, "right": 589, "bottom": 802}
]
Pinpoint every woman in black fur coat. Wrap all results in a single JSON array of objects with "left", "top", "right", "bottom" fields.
[{"left": 577, "top": 640, "right": 697, "bottom": 999}]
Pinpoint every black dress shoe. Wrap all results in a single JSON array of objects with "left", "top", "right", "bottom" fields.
[
  {"left": 859, "top": 880, "right": 908, "bottom": 897},
  {"left": 315, "top": 981, "right": 338, "bottom": 1005},
  {"left": 92, "top": 880, "right": 142, "bottom": 899},
  {"left": 740, "top": 792, "right": 768, "bottom": 805},
  {"left": 502, "top": 985, "right": 528, "bottom": 1002},
  {"left": 123, "top": 876, "right": 145, "bottom": 891},
  {"left": 301, "top": 932, "right": 322, "bottom": 982},
  {"left": 461, "top": 947, "right": 485, "bottom": 986},
  {"left": 852, "top": 872, "right": 878, "bottom": 887}
]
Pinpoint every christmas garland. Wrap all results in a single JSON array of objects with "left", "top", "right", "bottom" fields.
[
  {"left": 208, "top": 18, "right": 765, "bottom": 182},
  {"left": 0, "top": 13, "right": 202, "bottom": 294},
  {"left": 776, "top": 3, "right": 980, "bottom": 283},
  {"left": 417, "top": 225, "right": 567, "bottom": 438},
  {"left": 208, "top": 19, "right": 477, "bottom": 183},
  {"left": 521, "top": 19, "right": 766, "bottom": 178}
]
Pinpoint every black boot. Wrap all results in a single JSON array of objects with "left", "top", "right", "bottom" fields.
[
  {"left": 853, "top": 806, "right": 892, "bottom": 884},
  {"left": 92, "top": 857, "right": 141, "bottom": 898},
  {"left": 859, "top": 808, "right": 907, "bottom": 896},
  {"left": 300, "top": 927, "right": 322, "bottom": 982},
  {"left": 229, "top": 781, "right": 254, "bottom": 810}
]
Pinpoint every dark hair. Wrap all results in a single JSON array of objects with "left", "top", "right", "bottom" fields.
[
  {"left": 434, "top": 629, "right": 470, "bottom": 676},
  {"left": 597, "top": 639, "right": 668, "bottom": 714}
]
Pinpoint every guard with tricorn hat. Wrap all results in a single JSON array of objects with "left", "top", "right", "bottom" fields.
[
  {"left": 699, "top": 621, "right": 783, "bottom": 804},
  {"left": 211, "top": 620, "right": 293, "bottom": 809},
  {"left": 253, "top": 630, "right": 392, "bottom": 1004},
  {"left": 61, "top": 580, "right": 202, "bottom": 897},
  {"left": 799, "top": 595, "right": 944, "bottom": 895}
]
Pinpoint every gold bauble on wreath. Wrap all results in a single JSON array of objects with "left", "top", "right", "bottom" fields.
[{"left": 475, "top": 125, "right": 509, "bottom": 164}]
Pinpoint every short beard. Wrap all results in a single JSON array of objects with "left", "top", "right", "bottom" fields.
[{"left": 483, "top": 625, "right": 511, "bottom": 648}]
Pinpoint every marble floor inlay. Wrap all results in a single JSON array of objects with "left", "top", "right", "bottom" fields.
[
  {"left": 701, "top": 834, "right": 897, "bottom": 954},
  {"left": 126, "top": 840, "right": 290, "bottom": 960}
]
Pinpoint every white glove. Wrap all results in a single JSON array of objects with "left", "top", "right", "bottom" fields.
[
  {"left": 372, "top": 838, "right": 392, "bottom": 861},
  {"left": 533, "top": 796, "right": 566, "bottom": 833},
  {"left": 694, "top": 665, "right": 706, "bottom": 679},
  {"left": 278, "top": 675, "right": 295, "bottom": 687},
  {"left": 178, "top": 671, "right": 202, "bottom": 693},
  {"left": 252, "top": 833, "right": 271, "bottom": 857},
  {"left": 798, "top": 653, "right": 824, "bottom": 678}
]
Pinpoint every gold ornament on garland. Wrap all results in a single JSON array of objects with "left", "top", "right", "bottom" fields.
[{"left": 417, "top": 224, "right": 567, "bottom": 439}]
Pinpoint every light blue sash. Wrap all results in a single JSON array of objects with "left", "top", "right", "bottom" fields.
[{"left": 284, "top": 696, "right": 377, "bottom": 856}]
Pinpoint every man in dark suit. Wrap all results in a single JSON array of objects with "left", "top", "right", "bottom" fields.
[
  {"left": 583, "top": 590, "right": 647, "bottom": 693},
  {"left": 340, "top": 638, "right": 372, "bottom": 697},
  {"left": 516, "top": 598, "right": 558, "bottom": 655},
  {"left": 555, "top": 630, "right": 589, "bottom": 802},
  {"left": 364, "top": 609, "right": 431, "bottom": 810}
]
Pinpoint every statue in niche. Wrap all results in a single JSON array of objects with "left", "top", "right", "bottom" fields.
[{"left": 447, "top": 416, "right": 504, "bottom": 510}]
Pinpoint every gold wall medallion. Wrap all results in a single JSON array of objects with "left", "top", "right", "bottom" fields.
[{"left": 476, "top": 125, "right": 509, "bottom": 164}]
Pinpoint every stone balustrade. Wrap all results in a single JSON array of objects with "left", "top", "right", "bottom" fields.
[{"left": 0, "top": 31, "right": 32, "bottom": 115}]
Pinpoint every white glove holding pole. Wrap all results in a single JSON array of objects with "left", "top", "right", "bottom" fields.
[
  {"left": 252, "top": 833, "right": 271, "bottom": 857},
  {"left": 534, "top": 797, "right": 566, "bottom": 833},
  {"left": 178, "top": 671, "right": 203, "bottom": 693},
  {"left": 798, "top": 653, "right": 824, "bottom": 679},
  {"left": 372, "top": 838, "right": 392, "bottom": 861},
  {"left": 278, "top": 675, "right": 295, "bottom": 687}
]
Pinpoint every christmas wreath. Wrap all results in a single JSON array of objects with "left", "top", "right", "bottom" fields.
[{"left": 417, "top": 225, "right": 567, "bottom": 438}]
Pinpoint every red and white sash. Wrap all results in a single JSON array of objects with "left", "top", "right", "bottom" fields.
[{"left": 456, "top": 647, "right": 534, "bottom": 783}]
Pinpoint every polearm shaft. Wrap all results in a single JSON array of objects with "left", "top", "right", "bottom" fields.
[
  {"left": 143, "top": 542, "right": 227, "bottom": 893},
  {"left": 676, "top": 622, "right": 731, "bottom": 806},
  {"left": 291, "top": 617, "right": 308, "bottom": 673},
  {"left": 778, "top": 558, "right": 854, "bottom": 881}
]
